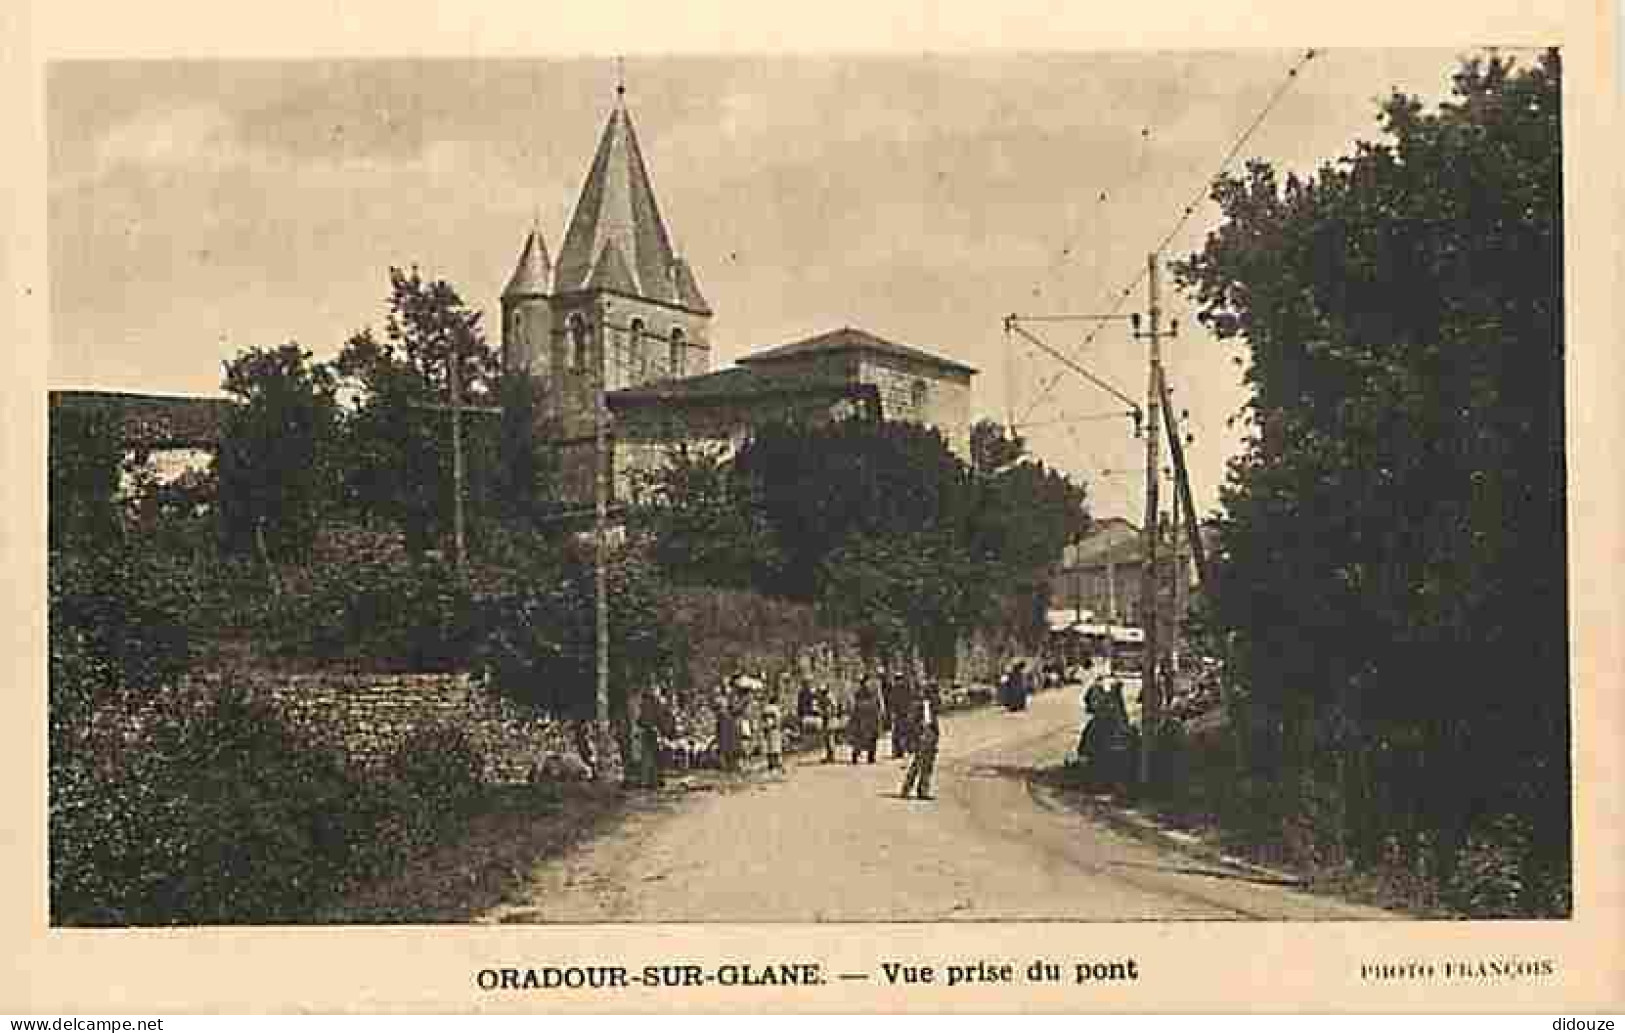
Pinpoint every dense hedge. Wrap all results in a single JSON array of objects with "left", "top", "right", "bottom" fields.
[
  {"left": 270, "top": 553, "right": 478, "bottom": 672},
  {"left": 50, "top": 535, "right": 489, "bottom": 925},
  {"left": 51, "top": 684, "right": 486, "bottom": 926}
]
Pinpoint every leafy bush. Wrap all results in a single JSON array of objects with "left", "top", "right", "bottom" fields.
[
  {"left": 51, "top": 683, "right": 390, "bottom": 925},
  {"left": 270, "top": 555, "right": 477, "bottom": 671},
  {"left": 1441, "top": 813, "right": 1569, "bottom": 919},
  {"left": 50, "top": 545, "right": 196, "bottom": 707},
  {"left": 383, "top": 725, "right": 486, "bottom": 829},
  {"left": 50, "top": 683, "right": 494, "bottom": 926},
  {"left": 476, "top": 541, "right": 674, "bottom": 722}
]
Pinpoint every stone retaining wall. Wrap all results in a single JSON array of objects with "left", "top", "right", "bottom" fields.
[{"left": 186, "top": 670, "right": 572, "bottom": 784}]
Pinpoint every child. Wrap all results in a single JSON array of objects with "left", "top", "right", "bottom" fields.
[{"left": 762, "top": 695, "right": 785, "bottom": 772}]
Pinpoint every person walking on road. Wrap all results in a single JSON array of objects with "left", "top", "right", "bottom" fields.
[
  {"left": 900, "top": 685, "right": 942, "bottom": 800},
  {"left": 887, "top": 670, "right": 918, "bottom": 759},
  {"left": 881, "top": 669, "right": 906, "bottom": 758},
  {"left": 849, "top": 675, "right": 882, "bottom": 764},
  {"left": 762, "top": 694, "right": 785, "bottom": 773},
  {"left": 814, "top": 682, "right": 839, "bottom": 763}
]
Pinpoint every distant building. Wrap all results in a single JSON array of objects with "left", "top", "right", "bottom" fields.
[
  {"left": 48, "top": 389, "right": 230, "bottom": 497},
  {"left": 497, "top": 87, "right": 976, "bottom": 508},
  {"left": 1051, "top": 517, "right": 1147, "bottom": 626},
  {"left": 1050, "top": 516, "right": 1211, "bottom": 633}
]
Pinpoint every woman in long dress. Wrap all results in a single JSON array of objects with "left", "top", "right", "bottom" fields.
[
  {"left": 848, "top": 676, "right": 882, "bottom": 764},
  {"left": 715, "top": 685, "right": 739, "bottom": 772}
]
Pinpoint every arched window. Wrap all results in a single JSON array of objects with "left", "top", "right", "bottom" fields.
[
  {"left": 629, "top": 318, "right": 646, "bottom": 381},
  {"left": 509, "top": 309, "right": 526, "bottom": 372},
  {"left": 568, "top": 313, "right": 589, "bottom": 372},
  {"left": 669, "top": 327, "right": 686, "bottom": 379},
  {"left": 911, "top": 377, "right": 930, "bottom": 411}
]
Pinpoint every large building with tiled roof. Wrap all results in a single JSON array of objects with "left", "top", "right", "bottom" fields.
[{"left": 500, "top": 86, "right": 976, "bottom": 507}]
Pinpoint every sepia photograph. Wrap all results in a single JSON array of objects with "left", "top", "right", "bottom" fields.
[{"left": 42, "top": 45, "right": 1574, "bottom": 934}]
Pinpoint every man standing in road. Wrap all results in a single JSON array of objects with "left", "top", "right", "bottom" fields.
[
  {"left": 886, "top": 669, "right": 916, "bottom": 759},
  {"left": 900, "top": 684, "right": 941, "bottom": 800},
  {"left": 636, "top": 686, "right": 676, "bottom": 789}
]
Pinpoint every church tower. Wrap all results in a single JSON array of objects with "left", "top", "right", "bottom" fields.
[
  {"left": 500, "top": 224, "right": 553, "bottom": 381},
  {"left": 500, "top": 79, "right": 713, "bottom": 504}
]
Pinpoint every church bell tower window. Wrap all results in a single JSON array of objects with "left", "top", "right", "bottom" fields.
[
  {"left": 670, "top": 327, "right": 686, "bottom": 379},
  {"left": 568, "top": 313, "right": 589, "bottom": 373},
  {"left": 629, "top": 318, "right": 646, "bottom": 382}
]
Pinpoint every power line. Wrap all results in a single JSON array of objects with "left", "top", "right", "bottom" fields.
[
  {"left": 1015, "top": 55, "right": 1201, "bottom": 423},
  {"left": 1005, "top": 317, "right": 1139, "bottom": 413},
  {"left": 1012, "top": 411, "right": 1135, "bottom": 430},
  {"left": 1013, "top": 48, "right": 1320, "bottom": 425},
  {"left": 1151, "top": 47, "right": 1320, "bottom": 261}
]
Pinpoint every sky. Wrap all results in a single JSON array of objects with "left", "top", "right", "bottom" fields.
[{"left": 47, "top": 50, "right": 1500, "bottom": 520}]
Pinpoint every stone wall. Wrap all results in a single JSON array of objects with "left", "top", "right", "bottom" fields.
[
  {"left": 186, "top": 670, "right": 573, "bottom": 784},
  {"left": 175, "top": 612, "right": 1025, "bottom": 785},
  {"left": 857, "top": 353, "right": 973, "bottom": 460}
]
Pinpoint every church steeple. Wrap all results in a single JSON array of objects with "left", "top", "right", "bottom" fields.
[
  {"left": 502, "top": 225, "right": 552, "bottom": 299},
  {"left": 552, "top": 92, "right": 711, "bottom": 315}
]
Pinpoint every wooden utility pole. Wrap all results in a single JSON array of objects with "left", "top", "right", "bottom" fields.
[
  {"left": 1157, "top": 370, "right": 1210, "bottom": 588},
  {"left": 593, "top": 299, "right": 613, "bottom": 782},
  {"left": 448, "top": 335, "right": 467, "bottom": 574},
  {"left": 1133, "top": 252, "right": 1176, "bottom": 787},
  {"left": 1171, "top": 508, "right": 1187, "bottom": 671}
]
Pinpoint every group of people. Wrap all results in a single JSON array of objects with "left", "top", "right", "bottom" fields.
[
  {"left": 797, "top": 668, "right": 942, "bottom": 801},
  {"left": 628, "top": 666, "right": 946, "bottom": 802},
  {"left": 712, "top": 675, "right": 786, "bottom": 775}
]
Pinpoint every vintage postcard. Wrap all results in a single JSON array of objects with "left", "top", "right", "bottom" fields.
[{"left": 4, "top": 0, "right": 1621, "bottom": 1015}]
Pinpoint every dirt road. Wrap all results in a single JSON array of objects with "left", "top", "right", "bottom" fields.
[{"left": 479, "top": 687, "right": 1392, "bottom": 923}]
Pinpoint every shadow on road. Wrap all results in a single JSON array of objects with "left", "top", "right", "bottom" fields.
[{"left": 316, "top": 783, "right": 663, "bottom": 924}]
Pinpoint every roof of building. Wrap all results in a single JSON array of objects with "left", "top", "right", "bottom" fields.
[
  {"left": 1063, "top": 516, "right": 1141, "bottom": 566},
  {"left": 609, "top": 366, "right": 867, "bottom": 407},
  {"left": 50, "top": 390, "right": 234, "bottom": 449},
  {"left": 737, "top": 326, "right": 977, "bottom": 376},
  {"left": 553, "top": 100, "right": 711, "bottom": 315},
  {"left": 1059, "top": 518, "right": 1220, "bottom": 571},
  {"left": 502, "top": 227, "right": 553, "bottom": 299}
]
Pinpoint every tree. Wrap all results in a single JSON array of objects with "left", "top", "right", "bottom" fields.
[
  {"left": 336, "top": 267, "right": 500, "bottom": 403},
  {"left": 970, "top": 418, "right": 1026, "bottom": 476},
  {"left": 333, "top": 268, "right": 502, "bottom": 553},
  {"left": 217, "top": 343, "right": 340, "bottom": 563},
  {"left": 733, "top": 418, "right": 976, "bottom": 602},
  {"left": 1173, "top": 51, "right": 1565, "bottom": 892},
  {"left": 967, "top": 420, "right": 1091, "bottom": 645},
  {"left": 636, "top": 415, "right": 1089, "bottom": 670},
  {"left": 477, "top": 540, "right": 676, "bottom": 728},
  {"left": 632, "top": 442, "right": 783, "bottom": 589},
  {"left": 490, "top": 376, "right": 563, "bottom": 529},
  {"left": 48, "top": 403, "right": 125, "bottom": 551}
]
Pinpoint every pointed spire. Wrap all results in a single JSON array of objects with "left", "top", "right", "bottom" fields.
[
  {"left": 672, "top": 256, "right": 710, "bottom": 314},
  {"left": 553, "top": 96, "right": 708, "bottom": 313},
  {"left": 503, "top": 226, "right": 552, "bottom": 299},
  {"left": 588, "top": 239, "right": 638, "bottom": 295}
]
